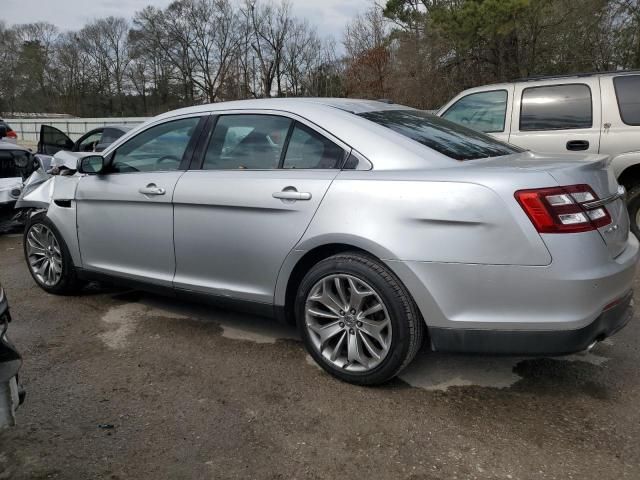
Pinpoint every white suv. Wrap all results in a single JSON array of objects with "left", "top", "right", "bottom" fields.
[{"left": 437, "top": 71, "right": 640, "bottom": 234}]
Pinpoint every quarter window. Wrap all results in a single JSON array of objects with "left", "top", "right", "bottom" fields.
[
  {"left": 520, "top": 84, "right": 592, "bottom": 131},
  {"left": 203, "top": 115, "right": 291, "bottom": 170},
  {"left": 613, "top": 75, "right": 640, "bottom": 126},
  {"left": 282, "top": 123, "right": 345, "bottom": 169},
  {"left": 111, "top": 117, "right": 200, "bottom": 173},
  {"left": 442, "top": 90, "right": 508, "bottom": 133}
]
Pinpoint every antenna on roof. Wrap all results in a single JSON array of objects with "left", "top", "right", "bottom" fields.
[{"left": 377, "top": 98, "right": 394, "bottom": 104}]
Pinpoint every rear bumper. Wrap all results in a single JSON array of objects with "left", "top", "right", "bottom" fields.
[{"left": 429, "top": 291, "right": 634, "bottom": 354}]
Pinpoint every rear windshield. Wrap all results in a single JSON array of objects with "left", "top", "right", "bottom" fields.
[
  {"left": 359, "top": 110, "right": 521, "bottom": 161},
  {"left": 613, "top": 75, "right": 640, "bottom": 126}
]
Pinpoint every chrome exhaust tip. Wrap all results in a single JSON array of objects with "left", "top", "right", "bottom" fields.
[{"left": 586, "top": 340, "right": 599, "bottom": 352}]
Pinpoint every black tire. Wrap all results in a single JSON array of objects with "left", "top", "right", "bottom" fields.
[
  {"left": 23, "top": 212, "right": 84, "bottom": 295},
  {"left": 296, "top": 252, "right": 424, "bottom": 385},
  {"left": 627, "top": 186, "right": 640, "bottom": 239}
]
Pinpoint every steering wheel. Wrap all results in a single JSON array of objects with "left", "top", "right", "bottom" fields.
[{"left": 156, "top": 155, "right": 180, "bottom": 166}]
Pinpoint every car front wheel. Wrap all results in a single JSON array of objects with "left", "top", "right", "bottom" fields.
[
  {"left": 296, "top": 252, "right": 424, "bottom": 385},
  {"left": 23, "top": 213, "right": 83, "bottom": 295}
]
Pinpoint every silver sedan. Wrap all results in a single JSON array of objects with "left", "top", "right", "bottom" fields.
[{"left": 20, "top": 98, "right": 638, "bottom": 385}]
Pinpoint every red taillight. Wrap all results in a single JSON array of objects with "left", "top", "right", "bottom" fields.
[
  {"left": 515, "top": 184, "right": 611, "bottom": 233},
  {"left": 6, "top": 129, "right": 17, "bottom": 139}
]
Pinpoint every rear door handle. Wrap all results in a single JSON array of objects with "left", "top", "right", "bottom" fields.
[
  {"left": 272, "top": 190, "right": 312, "bottom": 201},
  {"left": 139, "top": 184, "right": 166, "bottom": 196},
  {"left": 566, "top": 140, "right": 589, "bottom": 151}
]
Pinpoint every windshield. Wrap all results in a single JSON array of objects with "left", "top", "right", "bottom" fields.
[
  {"left": 359, "top": 109, "right": 522, "bottom": 161},
  {"left": 0, "top": 149, "right": 30, "bottom": 178}
]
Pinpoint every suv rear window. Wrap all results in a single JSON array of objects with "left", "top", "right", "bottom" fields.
[
  {"left": 359, "top": 110, "right": 521, "bottom": 161},
  {"left": 613, "top": 75, "right": 640, "bottom": 126},
  {"left": 520, "top": 84, "right": 592, "bottom": 131}
]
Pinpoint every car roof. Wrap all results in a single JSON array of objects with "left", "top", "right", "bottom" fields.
[{"left": 153, "top": 97, "right": 413, "bottom": 120}]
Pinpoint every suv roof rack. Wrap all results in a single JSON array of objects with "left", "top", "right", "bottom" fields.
[{"left": 512, "top": 69, "right": 640, "bottom": 82}]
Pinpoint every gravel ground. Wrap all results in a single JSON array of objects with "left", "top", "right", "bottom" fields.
[{"left": 0, "top": 232, "right": 639, "bottom": 479}]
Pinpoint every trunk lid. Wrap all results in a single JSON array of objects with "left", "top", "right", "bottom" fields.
[{"left": 483, "top": 152, "right": 629, "bottom": 258}]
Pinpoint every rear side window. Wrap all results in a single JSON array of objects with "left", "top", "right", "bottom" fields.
[
  {"left": 613, "top": 75, "right": 640, "bottom": 126},
  {"left": 282, "top": 123, "right": 345, "bottom": 169},
  {"left": 441, "top": 90, "right": 508, "bottom": 133},
  {"left": 359, "top": 110, "right": 521, "bottom": 161},
  {"left": 203, "top": 115, "right": 292, "bottom": 170},
  {"left": 520, "top": 84, "right": 592, "bottom": 131}
]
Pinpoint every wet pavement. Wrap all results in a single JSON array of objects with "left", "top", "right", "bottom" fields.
[{"left": 0, "top": 233, "right": 639, "bottom": 479}]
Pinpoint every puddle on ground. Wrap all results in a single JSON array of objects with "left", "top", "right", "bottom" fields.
[
  {"left": 99, "top": 302, "right": 187, "bottom": 349},
  {"left": 102, "top": 292, "right": 612, "bottom": 390},
  {"left": 400, "top": 347, "right": 611, "bottom": 391},
  {"left": 105, "top": 293, "right": 298, "bottom": 346}
]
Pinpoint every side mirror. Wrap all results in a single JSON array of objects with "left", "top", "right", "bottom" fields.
[
  {"left": 0, "top": 126, "right": 7, "bottom": 139},
  {"left": 78, "top": 155, "right": 105, "bottom": 175}
]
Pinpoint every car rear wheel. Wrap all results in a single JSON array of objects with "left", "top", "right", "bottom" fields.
[
  {"left": 627, "top": 185, "right": 640, "bottom": 239},
  {"left": 296, "top": 252, "right": 424, "bottom": 385},
  {"left": 23, "top": 213, "right": 83, "bottom": 295}
]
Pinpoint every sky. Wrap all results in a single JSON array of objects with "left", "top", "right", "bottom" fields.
[{"left": 2, "top": 0, "right": 372, "bottom": 43}]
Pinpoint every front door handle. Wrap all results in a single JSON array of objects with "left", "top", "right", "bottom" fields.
[
  {"left": 139, "top": 184, "right": 166, "bottom": 196},
  {"left": 566, "top": 140, "right": 589, "bottom": 151},
  {"left": 272, "top": 189, "right": 312, "bottom": 201}
]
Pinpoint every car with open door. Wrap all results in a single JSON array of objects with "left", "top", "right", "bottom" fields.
[{"left": 38, "top": 124, "right": 133, "bottom": 156}]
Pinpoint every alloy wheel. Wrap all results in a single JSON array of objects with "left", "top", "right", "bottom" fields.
[
  {"left": 26, "top": 224, "right": 63, "bottom": 287},
  {"left": 305, "top": 274, "right": 392, "bottom": 372}
]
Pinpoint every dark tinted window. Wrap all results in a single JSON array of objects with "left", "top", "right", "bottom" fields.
[
  {"left": 282, "top": 123, "right": 345, "bottom": 169},
  {"left": 442, "top": 90, "right": 508, "bottom": 133},
  {"left": 204, "top": 115, "right": 291, "bottom": 170},
  {"left": 359, "top": 110, "right": 521, "bottom": 161},
  {"left": 102, "top": 127, "right": 127, "bottom": 144},
  {"left": 520, "top": 84, "right": 592, "bottom": 131},
  {"left": 614, "top": 75, "right": 640, "bottom": 126},
  {"left": 0, "top": 149, "right": 32, "bottom": 178},
  {"left": 112, "top": 117, "right": 200, "bottom": 173}
]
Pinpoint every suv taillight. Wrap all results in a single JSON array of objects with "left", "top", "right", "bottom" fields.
[
  {"left": 6, "top": 130, "right": 17, "bottom": 139},
  {"left": 515, "top": 184, "right": 611, "bottom": 233}
]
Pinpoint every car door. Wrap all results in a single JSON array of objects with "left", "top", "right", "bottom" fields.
[
  {"left": 38, "top": 125, "right": 74, "bottom": 155},
  {"left": 508, "top": 80, "right": 601, "bottom": 154},
  {"left": 599, "top": 74, "right": 640, "bottom": 156},
  {"left": 75, "top": 115, "right": 205, "bottom": 285},
  {"left": 439, "top": 87, "right": 513, "bottom": 142},
  {"left": 172, "top": 112, "right": 346, "bottom": 305}
]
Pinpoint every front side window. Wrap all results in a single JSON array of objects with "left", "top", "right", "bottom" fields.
[
  {"left": 614, "top": 75, "right": 640, "bottom": 126},
  {"left": 520, "top": 84, "right": 592, "bottom": 131},
  {"left": 442, "top": 90, "right": 508, "bottom": 133},
  {"left": 203, "top": 115, "right": 292, "bottom": 170},
  {"left": 360, "top": 110, "right": 521, "bottom": 161},
  {"left": 111, "top": 117, "right": 200, "bottom": 173},
  {"left": 282, "top": 123, "right": 345, "bottom": 169}
]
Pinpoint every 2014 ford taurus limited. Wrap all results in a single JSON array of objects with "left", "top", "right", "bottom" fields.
[{"left": 21, "top": 98, "right": 638, "bottom": 385}]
